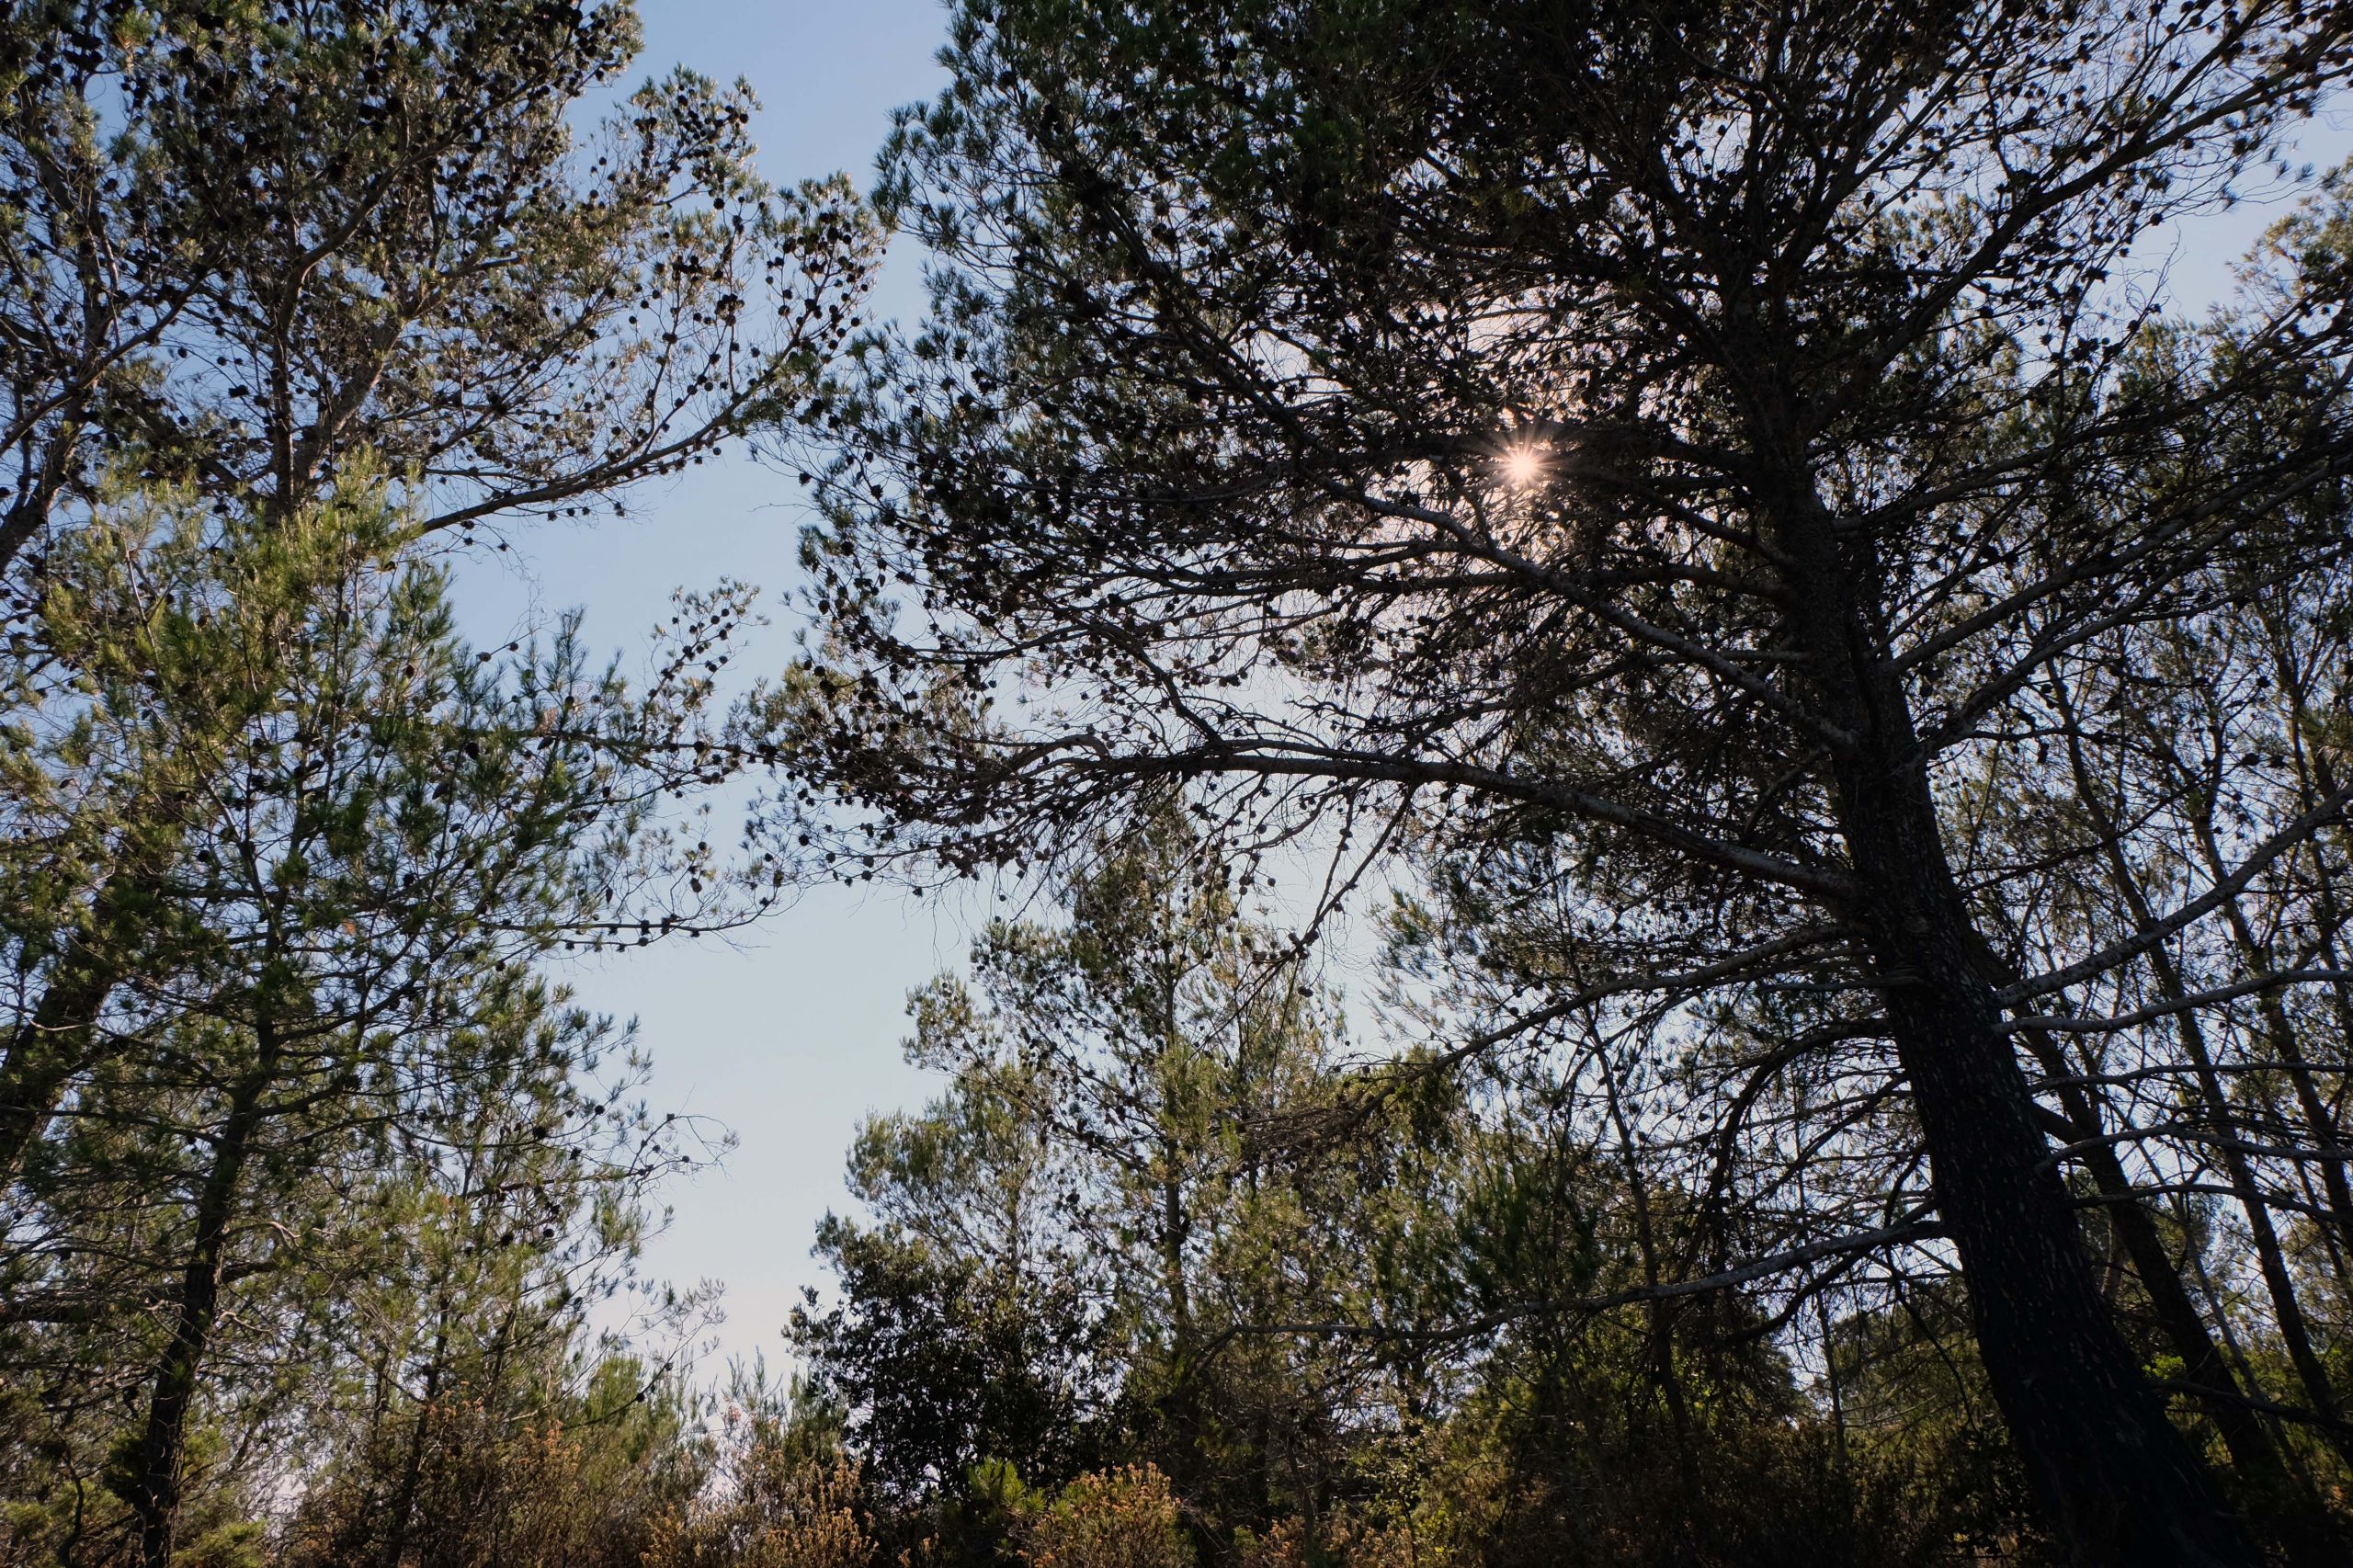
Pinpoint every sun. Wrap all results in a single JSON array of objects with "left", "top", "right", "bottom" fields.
[{"left": 1500, "top": 445, "right": 1544, "bottom": 488}]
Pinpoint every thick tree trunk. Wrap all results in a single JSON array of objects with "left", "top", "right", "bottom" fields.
[
  {"left": 1842, "top": 781, "right": 2254, "bottom": 1564},
  {"left": 1773, "top": 491, "right": 2255, "bottom": 1565}
]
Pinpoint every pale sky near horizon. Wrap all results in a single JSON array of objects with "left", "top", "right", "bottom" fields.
[{"left": 448, "top": 0, "right": 2353, "bottom": 1379}]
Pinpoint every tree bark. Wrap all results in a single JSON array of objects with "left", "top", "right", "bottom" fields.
[
  {"left": 1773, "top": 487, "right": 2256, "bottom": 1565},
  {"left": 1960, "top": 995, "right": 2291, "bottom": 1492},
  {"left": 2192, "top": 817, "right": 2353, "bottom": 1275},
  {"left": 0, "top": 956, "right": 115, "bottom": 1192},
  {"left": 378, "top": 1319, "right": 449, "bottom": 1568},
  {"left": 1847, "top": 800, "right": 2253, "bottom": 1563},
  {"left": 127, "top": 1029, "right": 275, "bottom": 1568},
  {"left": 2030, "top": 1029, "right": 2290, "bottom": 1484}
]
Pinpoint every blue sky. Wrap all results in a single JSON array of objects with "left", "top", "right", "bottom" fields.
[
  {"left": 452, "top": 0, "right": 962, "bottom": 1374},
  {"left": 450, "top": 0, "right": 2353, "bottom": 1377}
]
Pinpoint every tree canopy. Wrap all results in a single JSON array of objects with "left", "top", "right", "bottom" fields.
[
  {"left": 15, "top": 3, "right": 2353, "bottom": 1566},
  {"left": 0, "top": 4, "right": 874, "bottom": 1564},
  {"left": 775, "top": 2, "right": 2353, "bottom": 1562}
]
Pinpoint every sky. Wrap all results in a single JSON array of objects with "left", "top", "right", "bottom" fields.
[
  {"left": 449, "top": 0, "right": 962, "bottom": 1375},
  {"left": 447, "top": 0, "right": 2353, "bottom": 1378}
]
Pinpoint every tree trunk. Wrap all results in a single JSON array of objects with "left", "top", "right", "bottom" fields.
[
  {"left": 1847, "top": 799, "right": 2253, "bottom": 1562},
  {"left": 2055, "top": 717, "right": 2353, "bottom": 1464},
  {"left": 0, "top": 955, "right": 117, "bottom": 1191},
  {"left": 1606, "top": 1062, "right": 1702, "bottom": 1541},
  {"left": 2029, "top": 1029, "right": 2289, "bottom": 1483},
  {"left": 379, "top": 1321, "right": 449, "bottom": 1568},
  {"left": 1773, "top": 488, "right": 2256, "bottom": 1565},
  {"left": 2150, "top": 955, "right": 2349, "bottom": 1461},
  {"left": 127, "top": 1032, "right": 275, "bottom": 1568},
  {"left": 2191, "top": 816, "right": 2353, "bottom": 1276}
]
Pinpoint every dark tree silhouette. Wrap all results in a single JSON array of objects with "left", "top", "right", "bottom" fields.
[{"left": 779, "top": 4, "right": 2353, "bottom": 1562}]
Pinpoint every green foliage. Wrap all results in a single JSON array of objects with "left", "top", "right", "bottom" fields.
[
  {"left": 795, "top": 812, "right": 1401, "bottom": 1545},
  {"left": 790, "top": 813, "right": 2042, "bottom": 1568},
  {"left": 0, "top": 472, "right": 736, "bottom": 1564},
  {"left": 775, "top": 0, "right": 2353, "bottom": 1559},
  {"left": 0, "top": 0, "right": 876, "bottom": 560},
  {"left": 1016, "top": 1466, "right": 1189, "bottom": 1568},
  {"left": 0, "top": 4, "right": 876, "bottom": 1562},
  {"left": 14, "top": 3, "right": 2353, "bottom": 1566}
]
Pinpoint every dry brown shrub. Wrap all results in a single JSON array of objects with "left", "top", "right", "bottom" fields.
[
  {"left": 642, "top": 1449, "right": 875, "bottom": 1568},
  {"left": 1017, "top": 1465, "right": 1192, "bottom": 1568}
]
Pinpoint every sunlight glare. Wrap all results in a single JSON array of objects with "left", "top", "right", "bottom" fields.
[{"left": 1501, "top": 445, "right": 1544, "bottom": 488}]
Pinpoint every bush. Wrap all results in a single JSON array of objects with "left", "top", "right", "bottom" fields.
[{"left": 1017, "top": 1467, "right": 1191, "bottom": 1568}]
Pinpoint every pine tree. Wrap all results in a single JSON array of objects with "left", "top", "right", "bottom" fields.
[{"left": 781, "top": 4, "right": 2353, "bottom": 1559}]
